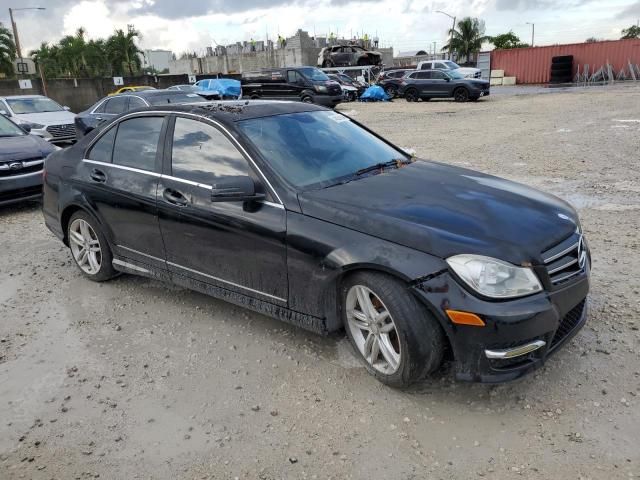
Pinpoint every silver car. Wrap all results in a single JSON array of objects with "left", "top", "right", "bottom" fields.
[{"left": 0, "top": 95, "right": 76, "bottom": 144}]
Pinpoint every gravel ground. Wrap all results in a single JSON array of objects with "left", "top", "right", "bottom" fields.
[{"left": 1, "top": 84, "right": 639, "bottom": 479}]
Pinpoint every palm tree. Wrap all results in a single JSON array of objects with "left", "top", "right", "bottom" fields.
[
  {"left": 30, "top": 42, "right": 60, "bottom": 78},
  {"left": 0, "top": 24, "right": 17, "bottom": 77},
  {"left": 442, "top": 17, "right": 490, "bottom": 63},
  {"left": 107, "top": 27, "right": 143, "bottom": 76}
]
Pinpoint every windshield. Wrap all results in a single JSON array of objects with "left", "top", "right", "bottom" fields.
[
  {"left": 147, "top": 93, "right": 207, "bottom": 105},
  {"left": 298, "top": 67, "right": 330, "bottom": 81},
  {"left": 443, "top": 61, "right": 461, "bottom": 70},
  {"left": 0, "top": 115, "right": 25, "bottom": 137},
  {"left": 237, "top": 111, "right": 407, "bottom": 190},
  {"left": 7, "top": 97, "right": 64, "bottom": 114}
]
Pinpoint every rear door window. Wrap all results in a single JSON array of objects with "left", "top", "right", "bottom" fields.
[
  {"left": 112, "top": 116, "right": 164, "bottom": 171},
  {"left": 287, "top": 70, "right": 302, "bottom": 84},
  {"left": 104, "top": 96, "right": 129, "bottom": 114},
  {"left": 171, "top": 117, "right": 249, "bottom": 185},
  {"left": 86, "top": 127, "right": 117, "bottom": 163},
  {"left": 128, "top": 96, "right": 147, "bottom": 110},
  {"left": 431, "top": 71, "right": 447, "bottom": 80}
]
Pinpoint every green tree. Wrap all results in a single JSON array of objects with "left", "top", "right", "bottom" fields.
[
  {"left": 0, "top": 24, "right": 17, "bottom": 77},
  {"left": 621, "top": 25, "right": 640, "bottom": 39},
  {"left": 30, "top": 42, "right": 62, "bottom": 78},
  {"left": 585, "top": 37, "right": 600, "bottom": 43},
  {"left": 107, "top": 27, "right": 143, "bottom": 76},
  {"left": 442, "top": 17, "right": 490, "bottom": 61},
  {"left": 490, "top": 31, "right": 529, "bottom": 49}
]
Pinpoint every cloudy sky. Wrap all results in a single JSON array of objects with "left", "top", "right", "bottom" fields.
[{"left": 1, "top": 0, "right": 639, "bottom": 56}]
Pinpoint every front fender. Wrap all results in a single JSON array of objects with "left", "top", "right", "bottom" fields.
[{"left": 286, "top": 212, "right": 446, "bottom": 331}]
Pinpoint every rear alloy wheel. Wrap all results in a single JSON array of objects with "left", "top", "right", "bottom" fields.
[
  {"left": 342, "top": 272, "right": 445, "bottom": 388},
  {"left": 405, "top": 89, "right": 418, "bottom": 102},
  {"left": 384, "top": 85, "right": 397, "bottom": 98},
  {"left": 68, "top": 211, "right": 117, "bottom": 282},
  {"left": 454, "top": 88, "right": 470, "bottom": 102}
]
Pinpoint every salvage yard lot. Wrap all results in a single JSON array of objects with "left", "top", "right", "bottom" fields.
[{"left": 1, "top": 85, "right": 639, "bottom": 479}]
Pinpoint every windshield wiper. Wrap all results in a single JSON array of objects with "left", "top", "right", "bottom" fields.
[{"left": 356, "top": 158, "right": 413, "bottom": 176}]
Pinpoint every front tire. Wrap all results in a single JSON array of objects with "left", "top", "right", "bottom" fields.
[
  {"left": 342, "top": 272, "right": 445, "bottom": 388},
  {"left": 301, "top": 95, "right": 313, "bottom": 104},
  {"left": 384, "top": 85, "right": 397, "bottom": 98},
  {"left": 453, "top": 87, "right": 470, "bottom": 102},
  {"left": 67, "top": 211, "right": 117, "bottom": 282}
]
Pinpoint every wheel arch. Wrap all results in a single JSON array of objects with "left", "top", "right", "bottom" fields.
[{"left": 60, "top": 202, "right": 104, "bottom": 247}]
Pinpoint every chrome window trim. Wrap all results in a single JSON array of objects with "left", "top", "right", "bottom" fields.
[
  {"left": 83, "top": 158, "right": 161, "bottom": 177},
  {"left": 82, "top": 109, "right": 284, "bottom": 205},
  {"left": 168, "top": 261, "right": 287, "bottom": 303},
  {"left": 90, "top": 97, "right": 109, "bottom": 114}
]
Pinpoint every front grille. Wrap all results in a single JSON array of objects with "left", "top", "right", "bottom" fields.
[
  {"left": 46, "top": 123, "right": 76, "bottom": 138},
  {"left": 0, "top": 158, "right": 44, "bottom": 178},
  {"left": 551, "top": 299, "right": 586, "bottom": 348},
  {"left": 474, "top": 71, "right": 482, "bottom": 78},
  {"left": 542, "top": 231, "right": 587, "bottom": 285},
  {"left": 0, "top": 185, "right": 42, "bottom": 202}
]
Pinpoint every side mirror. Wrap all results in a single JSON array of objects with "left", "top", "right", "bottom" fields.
[
  {"left": 63, "top": 106, "right": 71, "bottom": 111},
  {"left": 21, "top": 124, "right": 32, "bottom": 133},
  {"left": 445, "top": 77, "right": 451, "bottom": 82},
  {"left": 211, "top": 176, "right": 265, "bottom": 202}
]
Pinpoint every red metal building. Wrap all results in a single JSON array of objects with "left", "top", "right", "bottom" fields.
[{"left": 490, "top": 38, "right": 640, "bottom": 84}]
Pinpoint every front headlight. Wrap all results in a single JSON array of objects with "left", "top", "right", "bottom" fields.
[
  {"left": 446, "top": 254, "right": 542, "bottom": 299},
  {"left": 315, "top": 85, "right": 328, "bottom": 93},
  {"left": 19, "top": 121, "right": 46, "bottom": 129}
]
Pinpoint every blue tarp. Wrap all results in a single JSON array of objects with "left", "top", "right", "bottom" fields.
[
  {"left": 359, "top": 85, "right": 390, "bottom": 102},
  {"left": 195, "top": 78, "right": 242, "bottom": 98}
]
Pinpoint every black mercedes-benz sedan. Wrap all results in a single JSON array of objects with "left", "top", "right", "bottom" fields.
[
  {"left": 1, "top": 114, "right": 57, "bottom": 206},
  {"left": 42, "top": 101, "right": 590, "bottom": 387}
]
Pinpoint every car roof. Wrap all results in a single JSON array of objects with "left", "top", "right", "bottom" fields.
[
  {"left": 113, "top": 89, "right": 185, "bottom": 98},
  {"left": 126, "top": 100, "right": 328, "bottom": 124},
  {"left": 0, "top": 95, "right": 48, "bottom": 100}
]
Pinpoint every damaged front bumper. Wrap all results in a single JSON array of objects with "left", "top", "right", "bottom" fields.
[{"left": 412, "top": 268, "right": 590, "bottom": 383}]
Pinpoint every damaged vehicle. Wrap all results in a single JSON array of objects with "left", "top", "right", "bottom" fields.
[
  {"left": 43, "top": 101, "right": 590, "bottom": 388},
  {"left": 318, "top": 44, "right": 382, "bottom": 68}
]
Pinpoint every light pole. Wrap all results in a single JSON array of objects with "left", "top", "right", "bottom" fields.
[
  {"left": 526, "top": 22, "right": 535, "bottom": 47},
  {"left": 436, "top": 10, "right": 456, "bottom": 60},
  {"left": 9, "top": 7, "right": 46, "bottom": 59}
]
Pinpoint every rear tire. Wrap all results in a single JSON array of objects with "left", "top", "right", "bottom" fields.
[
  {"left": 67, "top": 211, "right": 117, "bottom": 282},
  {"left": 384, "top": 85, "right": 398, "bottom": 98},
  {"left": 453, "top": 87, "right": 470, "bottom": 102},
  {"left": 404, "top": 89, "right": 419, "bottom": 102},
  {"left": 342, "top": 271, "right": 445, "bottom": 388}
]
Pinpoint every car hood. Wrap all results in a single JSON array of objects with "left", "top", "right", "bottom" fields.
[
  {"left": 298, "top": 160, "right": 579, "bottom": 265},
  {"left": 455, "top": 67, "right": 480, "bottom": 74},
  {"left": 0, "top": 134, "right": 56, "bottom": 162},
  {"left": 13, "top": 110, "right": 75, "bottom": 125}
]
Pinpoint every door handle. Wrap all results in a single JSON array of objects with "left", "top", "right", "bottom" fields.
[
  {"left": 163, "top": 188, "right": 188, "bottom": 206},
  {"left": 95, "top": 116, "right": 103, "bottom": 121},
  {"left": 90, "top": 168, "right": 106, "bottom": 183}
]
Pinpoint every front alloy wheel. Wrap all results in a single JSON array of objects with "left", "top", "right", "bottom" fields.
[
  {"left": 346, "top": 285, "right": 401, "bottom": 373},
  {"left": 454, "top": 88, "right": 470, "bottom": 102},
  {"left": 342, "top": 272, "right": 445, "bottom": 388},
  {"left": 69, "top": 218, "right": 102, "bottom": 275}
]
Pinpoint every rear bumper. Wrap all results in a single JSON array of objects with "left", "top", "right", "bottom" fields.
[
  {"left": 413, "top": 265, "right": 590, "bottom": 383},
  {"left": 0, "top": 170, "right": 43, "bottom": 206}
]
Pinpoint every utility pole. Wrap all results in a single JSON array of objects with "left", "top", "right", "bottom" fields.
[
  {"left": 8, "top": 8, "right": 22, "bottom": 59},
  {"left": 527, "top": 22, "right": 535, "bottom": 47},
  {"left": 436, "top": 10, "right": 456, "bottom": 60}
]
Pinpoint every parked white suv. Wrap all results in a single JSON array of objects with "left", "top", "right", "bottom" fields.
[
  {"left": 417, "top": 60, "right": 482, "bottom": 79},
  {"left": 0, "top": 95, "right": 76, "bottom": 144}
]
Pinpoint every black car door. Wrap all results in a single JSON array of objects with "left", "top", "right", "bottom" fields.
[
  {"left": 157, "top": 115, "right": 288, "bottom": 306},
  {"left": 81, "top": 114, "right": 167, "bottom": 270}
]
